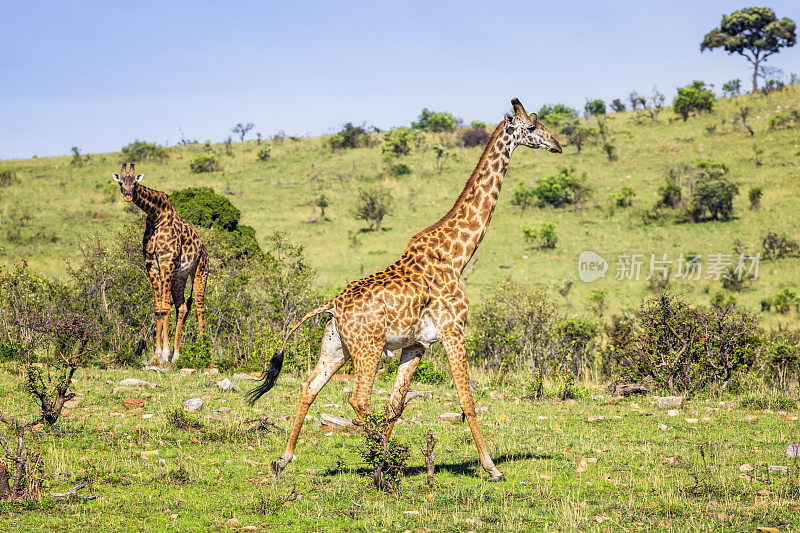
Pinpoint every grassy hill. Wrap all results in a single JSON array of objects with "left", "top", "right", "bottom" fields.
[{"left": 2, "top": 87, "right": 800, "bottom": 325}]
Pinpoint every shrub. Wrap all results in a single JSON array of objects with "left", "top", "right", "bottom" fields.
[
  {"left": 352, "top": 187, "right": 393, "bottom": 232},
  {"left": 382, "top": 356, "right": 447, "bottom": 384},
  {"left": 762, "top": 231, "right": 799, "bottom": 260},
  {"left": 170, "top": 187, "right": 240, "bottom": 231},
  {"left": 585, "top": 99, "right": 606, "bottom": 115},
  {"left": 387, "top": 163, "right": 411, "bottom": 176},
  {"left": 609, "top": 293, "right": 759, "bottom": 393},
  {"left": 690, "top": 160, "right": 738, "bottom": 221},
  {"left": 467, "top": 281, "right": 597, "bottom": 377},
  {"left": 189, "top": 153, "right": 221, "bottom": 173},
  {"left": 610, "top": 99, "right": 626, "bottom": 112},
  {"left": 470, "top": 120, "right": 486, "bottom": 129},
  {"left": 460, "top": 126, "right": 490, "bottom": 148},
  {"left": 531, "top": 166, "right": 588, "bottom": 208},
  {"left": 614, "top": 187, "right": 635, "bottom": 207},
  {"left": 673, "top": 81, "right": 715, "bottom": 121},
  {"left": 0, "top": 168, "right": 15, "bottom": 187},
  {"left": 748, "top": 187, "right": 762, "bottom": 210},
  {"left": 722, "top": 79, "right": 741, "bottom": 97},
  {"left": 412, "top": 108, "right": 456, "bottom": 132},
  {"left": 382, "top": 128, "right": 423, "bottom": 158},
  {"left": 121, "top": 139, "right": 169, "bottom": 163},
  {"left": 769, "top": 109, "right": 800, "bottom": 129},
  {"left": 360, "top": 412, "right": 409, "bottom": 493},
  {"left": 761, "top": 288, "right": 799, "bottom": 314},
  {"left": 559, "top": 119, "right": 593, "bottom": 152},
  {"left": 522, "top": 223, "right": 557, "bottom": 249},
  {"left": 329, "top": 122, "right": 368, "bottom": 150},
  {"left": 537, "top": 104, "right": 578, "bottom": 128},
  {"left": 257, "top": 147, "right": 271, "bottom": 161},
  {"left": 510, "top": 182, "right": 536, "bottom": 210},
  {"left": 603, "top": 143, "right": 618, "bottom": 161}
]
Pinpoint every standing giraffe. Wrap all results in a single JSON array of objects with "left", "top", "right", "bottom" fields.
[
  {"left": 112, "top": 163, "right": 209, "bottom": 365},
  {"left": 248, "top": 98, "right": 562, "bottom": 481}
]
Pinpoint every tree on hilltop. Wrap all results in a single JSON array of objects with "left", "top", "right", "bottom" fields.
[{"left": 701, "top": 7, "right": 796, "bottom": 93}]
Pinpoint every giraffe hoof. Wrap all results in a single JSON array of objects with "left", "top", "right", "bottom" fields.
[
  {"left": 270, "top": 460, "right": 284, "bottom": 477},
  {"left": 488, "top": 473, "right": 505, "bottom": 482},
  {"left": 171, "top": 352, "right": 180, "bottom": 364}
]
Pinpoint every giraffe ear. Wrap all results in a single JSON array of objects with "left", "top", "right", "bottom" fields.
[
  {"left": 135, "top": 174, "right": 144, "bottom": 182},
  {"left": 505, "top": 115, "right": 517, "bottom": 134},
  {"left": 112, "top": 173, "right": 120, "bottom": 182}
]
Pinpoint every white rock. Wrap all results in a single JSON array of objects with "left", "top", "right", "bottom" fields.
[
  {"left": 216, "top": 378, "right": 236, "bottom": 391},
  {"left": 590, "top": 395, "right": 605, "bottom": 401},
  {"left": 658, "top": 396, "right": 683, "bottom": 409},
  {"left": 657, "top": 423, "right": 668, "bottom": 430},
  {"left": 179, "top": 368, "right": 196, "bottom": 376},
  {"left": 787, "top": 443, "right": 799, "bottom": 458},
  {"left": 142, "top": 414, "right": 154, "bottom": 419},
  {"left": 120, "top": 378, "right": 156, "bottom": 388},
  {"left": 233, "top": 373, "right": 258, "bottom": 380},
  {"left": 769, "top": 465, "right": 788, "bottom": 475},
  {"left": 319, "top": 413, "right": 353, "bottom": 430},
  {"left": 183, "top": 398, "right": 204, "bottom": 411},
  {"left": 667, "top": 409, "right": 680, "bottom": 417},
  {"left": 439, "top": 412, "right": 463, "bottom": 422}
]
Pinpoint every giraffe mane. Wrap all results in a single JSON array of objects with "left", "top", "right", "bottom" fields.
[{"left": 408, "top": 121, "right": 505, "bottom": 242}]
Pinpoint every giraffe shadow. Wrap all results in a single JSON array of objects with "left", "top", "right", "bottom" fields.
[{"left": 327, "top": 451, "right": 551, "bottom": 478}]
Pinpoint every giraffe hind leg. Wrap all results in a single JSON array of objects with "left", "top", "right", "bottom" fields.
[
  {"left": 384, "top": 345, "right": 424, "bottom": 436},
  {"left": 171, "top": 277, "right": 189, "bottom": 364}
]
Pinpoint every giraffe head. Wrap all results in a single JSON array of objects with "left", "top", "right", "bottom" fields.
[
  {"left": 505, "top": 98, "right": 562, "bottom": 154},
  {"left": 112, "top": 163, "right": 143, "bottom": 202}
]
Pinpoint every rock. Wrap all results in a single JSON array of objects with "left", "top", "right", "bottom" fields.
[
  {"left": 575, "top": 456, "right": 588, "bottom": 473},
  {"left": 769, "top": 465, "right": 788, "bottom": 475},
  {"left": 144, "top": 365, "right": 165, "bottom": 372},
  {"left": 183, "top": 398, "right": 204, "bottom": 412},
  {"left": 476, "top": 405, "right": 489, "bottom": 413},
  {"left": 64, "top": 398, "right": 82, "bottom": 409},
  {"left": 113, "top": 386, "right": 141, "bottom": 394},
  {"left": 170, "top": 514, "right": 178, "bottom": 519},
  {"left": 240, "top": 527, "right": 257, "bottom": 532},
  {"left": 564, "top": 399, "right": 577, "bottom": 406},
  {"left": 227, "top": 518, "right": 240, "bottom": 528},
  {"left": 141, "top": 450, "right": 159, "bottom": 460},
  {"left": 405, "top": 390, "right": 432, "bottom": 402},
  {"left": 216, "top": 378, "right": 237, "bottom": 391},
  {"left": 489, "top": 390, "right": 506, "bottom": 400},
  {"left": 739, "top": 463, "right": 753, "bottom": 472},
  {"left": 439, "top": 412, "right": 463, "bottom": 423},
  {"left": 179, "top": 368, "right": 196, "bottom": 376},
  {"left": 787, "top": 443, "right": 799, "bottom": 458},
  {"left": 123, "top": 398, "right": 145, "bottom": 409},
  {"left": 233, "top": 373, "right": 258, "bottom": 380},
  {"left": 218, "top": 406, "right": 231, "bottom": 413},
  {"left": 657, "top": 396, "right": 683, "bottom": 409},
  {"left": 410, "top": 416, "right": 422, "bottom": 424},
  {"left": 587, "top": 415, "right": 606, "bottom": 422},
  {"left": 657, "top": 423, "right": 668, "bottom": 430},
  {"left": 319, "top": 413, "right": 354, "bottom": 431},
  {"left": 142, "top": 414, "right": 154, "bottom": 419},
  {"left": 782, "top": 415, "right": 799, "bottom": 421},
  {"left": 590, "top": 395, "right": 604, "bottom": 401},
  {"left": 684, "top": 418, "right": 699, "bottom": 424},
  {"left": 372, "top": 389, "right": 389, "bottom": 396},
  {"left": 120, "top": 378, "right": 157, "bottom": 388},
  {"left": 667, "top": 409, "right": 679, "bottom": 417}
]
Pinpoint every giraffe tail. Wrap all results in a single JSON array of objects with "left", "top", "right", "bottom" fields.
[{"left": 245, "top": 300, "right": 335, "bottom": 406}]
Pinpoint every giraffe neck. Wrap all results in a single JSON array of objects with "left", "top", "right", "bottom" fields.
[
  {"left": 409, "top": 121, "right": 514, "bottom": 274},
  {"left": 133, "top": 184, "right": 173, "bottom": 222}
]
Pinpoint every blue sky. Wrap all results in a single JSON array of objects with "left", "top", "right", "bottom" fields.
[{"left": 1, "top": 1, "right": 799, "bottom": 160}]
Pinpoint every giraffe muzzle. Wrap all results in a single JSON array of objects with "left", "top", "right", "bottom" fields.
[
  {"left": 124, "top": 194, "right": 134, "bottom": 202},
  {"left": 549, "top": 138, "right": 563, "bottom": 154}
]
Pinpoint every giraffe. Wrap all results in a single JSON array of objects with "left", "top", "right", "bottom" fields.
[
  {"left": 247, "top": 98, "right": 562, "bottom": 481},
  {"left": 112, "top": 163, "right": 209, "bottom": 365}
]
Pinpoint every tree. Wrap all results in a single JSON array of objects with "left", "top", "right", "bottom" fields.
[
  {"left": 722, "top": 78, "right": 742, "bottom": 97},
  {"left": 352, "top": 187, "right": 393, "bottom": 231},
  {"left": 382, "top": 128, "right": 423, "bottom": 158},
  {"left": 701, "top": 7, "right": 796, "bottom": 93},
  {"left": 315, "top": 194, "right": 329, "bottom": 218},
  {"left": 584, "top": 99, "right": 606, "bottom": 116},
  {"left": 329, "top": 122, "right": 367, "bottom": 150},
  {"left": 610, "top": 99, "right": 626, "bottom": 113},
  {"left": 537, "top": 104, "right": 578, "bottom": 128},
  {"left": 628, "top": 91, "right": 645, "bottom": 111},
  {"left": 560, "top": 119, "right": 593, "bottom": 152},
  {"left": 231, "top": 122, "right": 255, "bottom": 142},
  {"left": 644, "top": 86, "right": 665, "bottom": 122},
  {"left": 673, "top": 81, "right": 715, "bottom": 121},
  {"left": 411, "top": 108, "right": 456, "bottom": 132}
]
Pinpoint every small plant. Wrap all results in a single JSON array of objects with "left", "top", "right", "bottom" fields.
[
  {"left": 189, "top": 153, "right": 222, "bottom": 173},
  {"left": 769, "top": 109, "right": 800, "bottom": 129},
  {"left": 555, "top": 368, "right": 578, "bottom": 400},
  {"left": 387, "top": 163, "right": 411, "bottom": 176},
  {"left": 586, "top": 289, "right": 607, "bottom": 318},
  {"left": 510, "top": 182, "right": 536, "bottom": 210},
  {"left": 0, "top": 168, "right": 15, "bottom": 187},
  {"left": 70, "top": 146, "right": 90, "bottom": 167},
  {"left": 752, "top": 143, "right": 763, "bottom": 167},
  {"left": 762, "top": 231, "right": 799, "bottom": 259},
  {"left": 614, "top": 187, "right": 634, "bottom": 207},
  {"left": 178, "top": 337, "right": 213, "bottom": 369},
  {"left": 257, "top": 146, "right": 271, "bottom": 161},
  {"left": 603, "top": 143, "right": 618, "bottom": 162},
  {"left": 223, "top": 136, "right": 233, "bottom": 156},
  {"left": 360, "top": 412, "right": 409, "bottom": 493},
  {"left": 761, "top": 288, "right": 799, "bottom": 314},
  {"left": 352, "top": 187, "right": 393, "bottom": 232},
  {"left": 748, "top": 187, "right": 762, "bottom": 210},
  {"left": 166, "top": 408, "right": 204, "bottom": 430},
  {"left": 610, "top": 99, "right": 626, "bottom": 112},
  {"left": 432, "top": 143, "right": 450, "bottom": 175},
  {"left": 522, "top": 223, "right": 557, "bottom": 249},
  {"left": 314, "top": 194, "right": 329, "bottom": 219},
  {"left": 470, "top": 120, "right": 486, "bottom": 129},
  {"left": 721, "top": 79, "right": 741, "bottom": 97},
  {"left": 382, "top": 127, "right": 423, "bottom": 158}
]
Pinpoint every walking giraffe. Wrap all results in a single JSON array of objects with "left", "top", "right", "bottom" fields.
[
  {"left": 247, "top": 98, "right": 562, "bottom": 481},
  {"left": 113, "top": 163, "right": 209, "bottom": 365}
]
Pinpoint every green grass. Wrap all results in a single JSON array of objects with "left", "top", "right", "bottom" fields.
[
  {"left": 2, "top": 87, "right": 800, "bottom": 327},
  {"left": 1, "top": 363, "right": 798, "bottom": 531}
]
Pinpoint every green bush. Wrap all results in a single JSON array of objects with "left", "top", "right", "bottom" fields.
[
  {"left": 614, "top": 187, "right": 635, "bottom": 207},
  {"left": 382, "top": 128, "right": 424, "bottom": 158},
  {"left": 329, "top": 123, "right": 368, "bottom": 150},
  {"left": 0, "top": 167, "right": 15, "bottom": 187},
  {"left": 352, "top": 187, "right": 393, "bottom": 232},
  {"left": 762, "top": 231, "right": 799, "bottom": 260},
  {"left": 470, "top": 120, "right": 486, "bottom": 129},
  {"left": 412, "top": 108, "right": 456, "bottom": 132},
  {"left": 121, "top": 139, "right": 169, "bottom": 163},
  {"left": 537, "top": 104, "right": 578, "bottom": 129},
  {"left": 585, "top": 99, "right": 606, "bottom": 115},
  {"left": 531, "top": 166, "right": 588, "bottom": 208},
  {"left": 769, "top": 109, "right": 800, "bottom": 129},
  {"left": 382, "top": 356, "right": 447, "bottom": 384},
  {"left": 189, "top": 153, "right": 221, "bottom": 173},
  {"left": 748, "top": 187, "right": 762, "bottom": 210},
  {"left": 178, "top": 336, "right": 213, "bottom": 369},
  {"left": 387, "top": 163, "right": 411, "bottom": 176},
  {"left": 673, "top": 81, "right": 715, "bottom": 121},
  {"left": 257, "top": 147, "right": 271, "bottom": 161},
  {"left": 761, "top": 288, "right": 799, "bottom": 314},
  {"left": 608, "top": 293, "right": 759, "bottom": 393},
  {"left": 522, "top": 223, "right": 557, "bottom": 249},
  {"left": 690, "top": 159, "right": 738, "bottom": 221},
  {"left": 170, "top": 187, "right": 240, "bottom": 231}
]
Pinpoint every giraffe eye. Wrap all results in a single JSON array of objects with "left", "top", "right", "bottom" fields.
[{"left": 527, "top": 126, "right": 536, "bottom": 132}]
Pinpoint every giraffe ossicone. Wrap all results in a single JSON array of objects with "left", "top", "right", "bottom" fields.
[
  {"left": 248, "top": 98, "right": 562, "bottom": 481},
  {"left": 113, "top": 163, "right": 209, "bottom": 366}
]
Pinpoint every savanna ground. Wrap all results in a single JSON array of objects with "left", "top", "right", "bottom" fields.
[{"left": 0, "top": 362, "right": 798, "bottom": 532}]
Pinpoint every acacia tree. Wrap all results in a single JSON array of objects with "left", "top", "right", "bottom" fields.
[
  {"left": 231, "top": 122, "right": 255, "bottom": 142},
  {"left": 701, "top": 7, "right": 796, "bottom": 93}
]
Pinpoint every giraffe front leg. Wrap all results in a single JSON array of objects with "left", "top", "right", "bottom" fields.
[
  {"left": 440, "top": 328, "right": 504, "bottom": 482},
  {"left": 157, "top": 263, "right": 175, "bottom": 365},
  {"left": 171, "top": 278, "right": 188, "bottom": 364}
]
